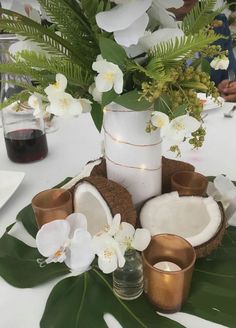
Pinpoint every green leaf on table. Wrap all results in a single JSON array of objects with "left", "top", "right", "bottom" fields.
[
  {"left": 154, "top": 94, "right": 172, "bottom": 115},
  {"left": 16, "top": 177, "right": 72, "bottom": 238},
  {"left": 99, "top": 36, "right": 128, "bottom": 67},
  {"left": 102, "top": 89, "right": 117, "bottom": 107},
  {"left": 114, "top": 90, "right": 151, "bottom": 111},
  {"left": 91, "top": 101, "right": 103, "bottom": 132},
  {"left": 182, "top": 226, "right": 236, "bottom": 327},
  {"left": 41, "top": 269, "right": 184, "bottom": 328},
  {"left": 0, "top": 233, "right": 69, "bottom": 288}
]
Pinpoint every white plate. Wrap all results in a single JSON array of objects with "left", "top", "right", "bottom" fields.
[
  {"left": 197, "top": 93, "right": 224, "bottom": 111},
  {"left": 0, "top": 171, "right": 25, "bottom": 209}
]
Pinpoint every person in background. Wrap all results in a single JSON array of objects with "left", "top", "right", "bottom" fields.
[{"left": 169, "top": 0, "right": 236, "bottom": 101}]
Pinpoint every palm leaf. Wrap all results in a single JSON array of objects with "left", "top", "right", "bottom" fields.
[
  {"left": 146, "top": 31, "right": 221, "bottom": 73},
  {"left": 0, "top": 89, "right": 30, "bottom": 109},
  {"left": 182, "top": 0, "right": 227, "bottom": 35},
  {"left": 38, "top": 0, "right": 99, "bottom": 61},
  {"left": 18, "top": 51, "right": 94, "bottom": 90},
  {"left": 0, "top": 9, "right": 79, "bottom": 63}
]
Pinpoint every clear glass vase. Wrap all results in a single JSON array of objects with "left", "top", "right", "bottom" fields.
[
  {"left": 113, "top": 249, "right": 143, "bottom": 300},
  {"left": 0, "top": 34, "right": 48, "bottom": 163}
]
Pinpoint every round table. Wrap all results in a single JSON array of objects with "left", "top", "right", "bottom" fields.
[{"left": 0, "top": 103, "right": 234, "bottom": 328}]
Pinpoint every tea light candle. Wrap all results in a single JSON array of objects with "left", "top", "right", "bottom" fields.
[{"left": 153, "top": 261, "right": 181, "bottom": 272}]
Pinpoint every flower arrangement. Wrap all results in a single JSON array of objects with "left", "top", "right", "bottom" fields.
[
  {"left": 36, "top": 213, "right": 151, "bottom": 274},
  {"left": 0, "top": 0, "right": 229, "bottom": 153}
]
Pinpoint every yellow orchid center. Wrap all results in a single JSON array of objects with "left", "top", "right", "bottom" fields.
[
  {"left": 104, "top": 72, "right": 115, "bottom": 82},
  {"left": 59, "top": 98, "right": 70, "bottom": 109},
  {"left": 53, "top": 81, "right": 61, "bottom": 89},
  {"left": 54, "top": 249, "right": 63, "bottom": 258},
  {"left": 103, "top": 248, "right": 114, "bottom": 259},
  {"left": 156, "top": 117, "right": 166, "bottom": 128},
  {"left": 173, "top": 121, "right": 185, "bottom": 131}
]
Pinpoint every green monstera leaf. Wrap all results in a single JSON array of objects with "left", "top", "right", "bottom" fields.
[{"left": 40, "top": 269, "right": 184, "bottom": 328}]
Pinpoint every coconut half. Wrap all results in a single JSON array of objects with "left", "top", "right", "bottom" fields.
[
  {"left": 140, "top": 192, "right": 225, "bottom": 257},
  {"left": 73, "top": 176, "right": 136, "bottom": 236}
]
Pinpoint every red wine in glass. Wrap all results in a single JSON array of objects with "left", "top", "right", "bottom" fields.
[{"left": 4, "top": 129, "right": 48, "bottom": 163}]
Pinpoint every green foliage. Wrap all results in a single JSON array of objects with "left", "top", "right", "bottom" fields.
[
  {"left": 99, "top": 37, "right": 128, "bottom": 68},
  {"left": 114, "top": 90, "right": 151, "bottom": 111},
  {"left": 0, "top": 89, "right": 30, "bottom": 109},
  {"left": 147, "top": 31, "right": 220, "bottom": 74},
  {"left": 154, "top": 95, "right": 172, "bottom": 115},
  {"left": 0, "top": 9, "right": 76, "bottom": 61},
  {"left": 182, "top": 0, "right": 227, "bottom": 35},
  {"left": 40, "top": 269, "right": 183, "bottom": 328},
  {"left": 91, "top": 102, "right": 104, "bottom": 132}
]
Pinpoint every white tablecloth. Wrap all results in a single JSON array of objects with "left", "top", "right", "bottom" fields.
[{"left": 0, "top": 103, "right": 234, "bottom": 328}]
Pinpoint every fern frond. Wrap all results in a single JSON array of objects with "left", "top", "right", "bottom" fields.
[
  {"left": 0, "top": 78, "right": 43, "bottom": 93},
  {"left": 0, "top": 8, "right": 83, "bottom": 64},
  {"left": 182, "top": 0, "right": 227, "bottom": 35},
  {"left": 0, "top": 90, "right": 30, "bottom": 109},
  {"left": 38, "top": 0, "right": 99, "bottom": 60},
  {"left": 18, "top": 51, "right": 94, "bottom": 89},
  {"left": 0, "top": 62, "right": 49, "bottom": 85},
  {"left": 146, "top": 31, "right": 221, "bottom": 73}
]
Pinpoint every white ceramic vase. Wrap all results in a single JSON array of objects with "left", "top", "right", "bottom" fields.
[{"left": 103, "top": 103, "right": 162, "bottom": 208}]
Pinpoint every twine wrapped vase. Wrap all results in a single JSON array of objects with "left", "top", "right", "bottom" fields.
[{"left": 103, "top": 103, "right": 162, "bottom": 208}]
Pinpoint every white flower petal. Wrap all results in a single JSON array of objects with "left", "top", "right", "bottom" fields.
[
  {"left": 109, "top": 214, "right": 121, "bottom": 236},
  {"left": 114, "top": 13, "right": 149, "bottom": 47},
  {"left": 103, "top": 314, "right": 123, "bottom": 328},
  {"left": 98, "top": 251, "right": 118, "bottom": 274},
  {"left": 46, "top": 92, "right": 83, "bottom": 117},
  {"left": 131, "top": 228, "right": 151, "bottom": 251},
  {"left": 151, "top": 111, "right": 169, "bottom": 128},
  {"left": 149, "top": 0, "right": 178, "bottom": 28},
  {"left": 180, "top": 115, "right": 201, "bottom": 133},
  {"left": 66, "top": 213, "right": 88, "bottom": 237},
  {"left": 214, "top": 175, "right": 236, "bottom": 200},
  {"left": 95, "top": 74, "right": 114, "bottom": 93},
  {"left": 96, "top": 0, "right": 152, "bottom": 32},
  {"left": 36, "top": 220, "right": 70, "bottom": 257},
  {"left": 115, "top": 222, "right": 135, "bottom": 253},
  {"left": 139, "top": 28, "right": 184, "bottom": 52},
  {"left": 44, "top": 73, "right": 67, "bottom": 96},
  {"left": 65, "top": 229, "right": 95, "bottom": 272},
  {"left": 89, "top": 83, "right": 102, "bottom": 103}
]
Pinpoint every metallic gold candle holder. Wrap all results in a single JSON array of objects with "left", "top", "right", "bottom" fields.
[
  {"left": 142, "top": 234, "right": 196, "bottom": 313},
  {"left": 32, "top": 188, "right": 73, "bottom": 228},
  {"left": 171, "top": 170, "right": 208, "bottom": 196}
]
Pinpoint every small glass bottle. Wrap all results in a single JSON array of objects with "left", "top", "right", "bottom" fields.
[{"left": 113, "top": 249, "right": 143, "bottom": 300}]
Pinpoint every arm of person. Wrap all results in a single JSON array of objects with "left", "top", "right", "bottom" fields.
[{"left": 218, "top": 80, "right": 236, "bottom": 101}]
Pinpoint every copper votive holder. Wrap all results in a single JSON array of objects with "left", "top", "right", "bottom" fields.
[
  {"left": 142, "top": 234, "right": 196, "bottom": 313},
  {"left": 171, "top": 170, "right": 208, "bottom": 196},
  {"left": 32, "top": 188, "right": 73, "bottom": 228}
]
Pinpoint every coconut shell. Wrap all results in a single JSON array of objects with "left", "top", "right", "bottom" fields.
[
  {"left": 90, "top": 158, "right": 107, "bottom": 178},
  {"left": 72, "top": 176, "right": 137, "bottom": 227},
  {"left": 194, "top": 203, "right": 227, "bottom": 258},
  {"left": 162, "top": 156, "right": 195, "bottom": 193}
]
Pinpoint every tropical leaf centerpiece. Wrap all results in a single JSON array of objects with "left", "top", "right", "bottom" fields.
[{"left": 0, "top": 0, "right": 229, "bottom": 153}]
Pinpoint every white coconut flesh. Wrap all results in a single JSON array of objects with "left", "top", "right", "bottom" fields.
[
  {"left": 140, "top": 192, "right": 222, "bottom": 247},
  {"left": 74, "top": 182, "right": 113, "bottom": 236}
]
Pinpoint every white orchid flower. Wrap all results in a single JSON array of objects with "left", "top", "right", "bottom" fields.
[
  {"left": 151, "top": 111, "right": 170, "bottom": 130},
  {"left": 164, "top": 115, "right": 201, "bottom": 144},
  {"left": 96, "top": 0, "right": 152, "bottom": 47},
  {"left": 139, "top": 28, "right": 184, "bottom": 52},
  {"left": 114, "top": 222, "right": 151, "bottom": 253},
  {"left": 207, "top": 175, "right": 236, "bottom": 206},
  {"left": 36, "top": 213, "right": 95, "bottom": 273},
  {"left": 92, "top": 56, "right": 123, "bottom": 94},
  {"left": 28, "top": 93, "right": 44, "bottom": 118},
  {"left": 89, "top": 83, "right": 102, "bottom": 103},
  {"left": 149, "top": 0, "right": 178, "bottom": 28},
  {"left": 210, "top": 55, "right": 229, "bottom": 70},
  {"left": 92, "top": 233, "right": 125, "bottom": 274},
  {"left": 46, "top": 92, "right": 83, "bottom": 117},
  {"left": 44, "top": 73, "right": 67, "bottom": 96}
]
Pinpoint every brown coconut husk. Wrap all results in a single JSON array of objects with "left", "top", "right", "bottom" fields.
[
  {"left": 194, "top": 203, "right": 227, "bottom": 258},
  {"left": 162, "top": 156, "right": 195, "bottom": 193},
  {"left": 90, "top": 157, "right": 195, "bottom": 194},
  {"left": 71, "top": 176, "right": 137, "bottom": 227}
]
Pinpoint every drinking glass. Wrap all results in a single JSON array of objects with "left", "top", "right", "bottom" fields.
[{"left": 0, "top": 34, "right": 48, "bottom": 163}]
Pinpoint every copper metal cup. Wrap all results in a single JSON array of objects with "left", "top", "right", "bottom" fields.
[
  {"left": 32, "top": 188, "right": 73, "bottom": 228},
  {"left": 170, "top": 170, "right": 208, "bottom": 196},
  {"left": 142, "top": 234, "right": 196, "bottom": 313}
]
